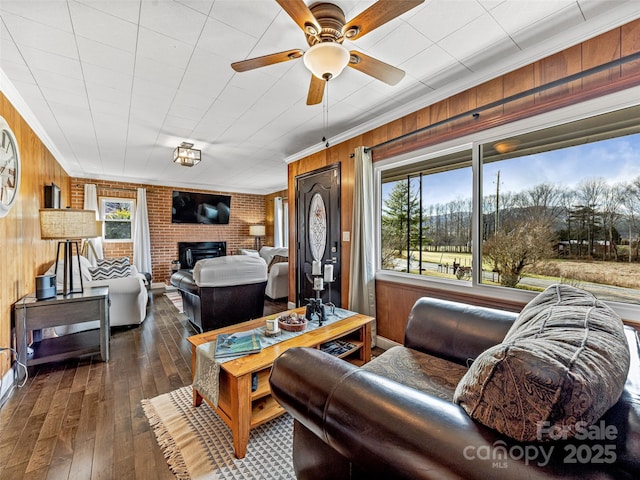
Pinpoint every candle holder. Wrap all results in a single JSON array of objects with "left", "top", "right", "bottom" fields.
[
  {"left": 305, "top": 270, "right": 326, "bottom": 326},
  {"left": 324, "top": 279, "right": 336, "bottom": 317}
]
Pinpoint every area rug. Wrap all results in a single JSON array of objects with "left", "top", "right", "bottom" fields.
[
  {"left": 165, "top": 290, "right": 183, "bottom": 313},
  {"left": 142, "top": 386, "right": 294, "bottom": 479}
]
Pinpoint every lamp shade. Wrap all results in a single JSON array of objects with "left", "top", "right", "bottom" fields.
[
  {"left": 249, "top": 225, "right": 265, "bottom": 237},
  {"left": 303, "top": 42, "right": 350, "bottom": 80},
  {"left": 40, "top": 209, "right": 101, "bottom": 239}
]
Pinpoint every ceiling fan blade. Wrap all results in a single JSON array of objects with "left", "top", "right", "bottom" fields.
[
  {"left": 342, "top": 0, "right": 424, "bottom": 40},
  {"left": 231, "top": 49, "right": 304, "bottom": 72},
  {"left": 307, "top": 74, "right": 325, "bottom": 105},
  {"left": 348, "top": 51, "right": 405, "bottom": 85},
  {"left": 276, "top": 0, "right": 321, "bottom": 35}
]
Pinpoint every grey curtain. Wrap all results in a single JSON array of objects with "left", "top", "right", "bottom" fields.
[{"left": 348, "top": 146, "right": 377, "bottom": 343}]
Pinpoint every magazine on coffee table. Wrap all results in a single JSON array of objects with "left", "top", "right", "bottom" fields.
[{"left": 214, "top": 330, "right": 262, "bottom": 359}]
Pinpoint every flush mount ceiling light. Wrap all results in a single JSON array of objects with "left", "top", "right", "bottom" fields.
[
  {"left": 173, "top": 142, "right": 201, "bottom": 167},
  {"left": 303, "top": 42, "right": 350, "bottom": 81}
]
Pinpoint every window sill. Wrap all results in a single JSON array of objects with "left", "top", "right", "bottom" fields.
[{"left": 375, "top": 270, "right": 640, "bottom": 326}]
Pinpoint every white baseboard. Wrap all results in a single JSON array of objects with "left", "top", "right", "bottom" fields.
[
  {"left": 156, "top": 282, "right": 172, "bottom": 291},
  {"left": 287, "top": 301, "right": 296, "bottom": 310},
  {"left": 0, "top": 367, "right": 15, "bottom": 408}
]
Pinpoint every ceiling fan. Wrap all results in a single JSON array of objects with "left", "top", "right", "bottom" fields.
[{"left": 231, "top": 0, "right": 425, "bottom": 105}]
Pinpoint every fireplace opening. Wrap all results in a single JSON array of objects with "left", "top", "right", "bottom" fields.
[{"left": 178, "top": 241, "right": 226, "bottom": 270}]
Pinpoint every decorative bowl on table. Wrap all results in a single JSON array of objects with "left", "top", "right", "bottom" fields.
[{"left": 278, "top": 312, "right": 308, "bottom": 332}]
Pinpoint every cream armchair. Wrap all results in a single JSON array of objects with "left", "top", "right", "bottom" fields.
[
  {"left": 45, "top": 255, "right": 148, "bottom": 334},
  {"left": 237, "top": 246, "right": 289, "bottom": 299},
  {"left": 258, "top": 246, "right": 289, "bottom": 300},
  {"left": 265, "top": 261, "right": 288, "bottom": 299}
]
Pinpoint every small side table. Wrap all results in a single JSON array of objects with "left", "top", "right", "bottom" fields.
[{"left": 14, "top": 286, "right": 110, "bottom": 378}]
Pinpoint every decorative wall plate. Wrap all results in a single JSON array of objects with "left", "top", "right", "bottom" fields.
[{"left": 0, "top": 115, "right": 20, "bottom": 217}]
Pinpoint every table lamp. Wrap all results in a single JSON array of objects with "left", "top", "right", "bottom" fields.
[
  {"left": 39, "top": 209, "right": 102, "bottom": 295},
  {"left": 249, "top": 224, "right": 265, "bottom": 251}
]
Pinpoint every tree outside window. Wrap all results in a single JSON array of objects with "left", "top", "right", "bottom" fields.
[{"left": 100, "top": 198, "right": 134, "bottom": 241}]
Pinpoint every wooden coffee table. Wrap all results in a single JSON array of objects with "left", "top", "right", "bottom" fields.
[{"left": 187, "top": 307, "right": 374, "bottom": 458}]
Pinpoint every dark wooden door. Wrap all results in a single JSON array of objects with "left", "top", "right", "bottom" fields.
[{"left": 295, "top": 163, "right": 341, "bottom": 307}]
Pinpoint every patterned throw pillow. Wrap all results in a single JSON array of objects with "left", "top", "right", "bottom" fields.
[
  {"left": 453, "top": 284, "right": 630, "bottom": 442},
  {"left": 89, "top": 257, "right": 131, "bottom": 280},
  {"left": 267, "top": 254, "right": 288, "bottom": 273}
]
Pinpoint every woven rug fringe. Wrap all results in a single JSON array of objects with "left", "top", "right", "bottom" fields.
[
  {"left": 141, "top": 399, "right": 191, "bottom": 480},
  {"left": 142, "top": 386, "right": 294, "bottom": 479}
]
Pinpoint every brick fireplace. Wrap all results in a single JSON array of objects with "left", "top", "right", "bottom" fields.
[{"left": 177, "top": 241, "right": 227, "bottom": 270}]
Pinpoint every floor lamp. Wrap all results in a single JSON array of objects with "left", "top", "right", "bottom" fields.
[{"left": 40, "top": 209, "right": 102, "bottom": 295}]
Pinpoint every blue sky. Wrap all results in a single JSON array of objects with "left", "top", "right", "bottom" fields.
[{"left": 382, "top": 132, "right": 640, "bottom": 207}]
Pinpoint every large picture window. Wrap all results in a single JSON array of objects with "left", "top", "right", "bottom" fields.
[
  {"left": 480, "top": 107, "right": 640, "bottom": 305},
  {"left": 377, "top": 102, "right": 640, "bottom": 313}
]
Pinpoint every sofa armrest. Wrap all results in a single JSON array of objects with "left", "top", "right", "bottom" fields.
[
  {"left": 268, "top": 261, "right": 288, "bottom": 277},
  {"left": 271, "top": 348, "right": 618, "bottom": 480},
  {"left": 405, "top": 297, "right": 517, "bottom": 365},
  {"left": 88, "top": 275, "right": 145, "bottom": 294},
  {"left": 273, "top": 349, "right": 488, "bottom": 480}
]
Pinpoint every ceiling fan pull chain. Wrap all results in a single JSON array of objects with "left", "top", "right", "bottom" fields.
[{"left": 324, "top": 80, "right": 330, "bottom": 148}]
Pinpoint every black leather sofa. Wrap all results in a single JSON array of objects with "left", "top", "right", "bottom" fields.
[
  {"left": 170, "top": 255, "right": 267, "bottom": 333},
  {"left": 269, "top": 296, "right": 640, "bottom": 480}
]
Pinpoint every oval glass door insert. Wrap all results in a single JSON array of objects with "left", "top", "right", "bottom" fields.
[{"left": 308, "top": 192, "right": 327, "bottom": 261}]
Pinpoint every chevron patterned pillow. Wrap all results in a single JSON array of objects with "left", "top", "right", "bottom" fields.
[{"left": 90, "top": 257, "right": 131, "bottom": 280}]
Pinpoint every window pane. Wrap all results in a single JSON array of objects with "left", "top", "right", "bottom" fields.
[
  {"left": 481, "top": 106, "right": 640, "bottom": 304},
  {"left": 381, "top": 150, "right": 472, "bottom": 280},
  {"left": 105, "top": 221, "right": 131, "bottom": 240},
  {"left": 100, "top": 198, "right": 134, "bottom": 241},
  {"left": 103, "top": 201, "right": 132, "bottom": 220}
]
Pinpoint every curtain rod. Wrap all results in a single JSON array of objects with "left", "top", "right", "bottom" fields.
[
  {"left": 363, "top": 50, "right": 640, "bottom": 154},
  {"left": 73, "top": 183, "right": 137, "bottom": 193}
]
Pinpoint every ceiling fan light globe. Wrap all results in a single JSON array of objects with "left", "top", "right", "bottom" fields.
[{"left": 303, "top": 42, "right": 350, "bottom": 80}]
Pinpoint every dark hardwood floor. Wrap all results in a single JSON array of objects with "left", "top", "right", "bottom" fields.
[{"left": 0, "top": 292, "right": 288, "bottom": 479}]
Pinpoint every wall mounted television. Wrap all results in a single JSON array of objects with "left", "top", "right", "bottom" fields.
[{"left": 172, "top": 190, "right": 231, "bottom": 224}]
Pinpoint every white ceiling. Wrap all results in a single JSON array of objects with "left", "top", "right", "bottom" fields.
[{"left": 1, "top": 0, "right": 639, "bottom": 195}]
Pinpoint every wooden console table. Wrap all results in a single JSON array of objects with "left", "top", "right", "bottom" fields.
[
  {"left": 188, "top": 308, "right": 374, "bottom": 459},
  {"left": 14, "top": 287, "right": 110, "bottom": 378}
]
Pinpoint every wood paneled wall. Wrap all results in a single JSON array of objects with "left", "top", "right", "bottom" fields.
[
  {"left": 0, "top": 92, "right": 70, "bottom": 379},
  {"left": 287, "top": 19, "right": 640, "bottom": 342},
  {"left": 70, "top": 178, "right": 267, "bottom": 285},
  {"left": 375, "top": 280, "right": 525, "bottom": 343}
]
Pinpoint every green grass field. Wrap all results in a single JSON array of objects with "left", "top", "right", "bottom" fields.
[{"left": 394, "top": 250, "right": 640, "bottom": 291}]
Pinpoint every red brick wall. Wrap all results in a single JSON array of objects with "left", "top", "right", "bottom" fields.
[{"left": 71, "top": 178, "right": 265, "bottom": 284}]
